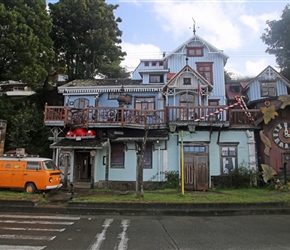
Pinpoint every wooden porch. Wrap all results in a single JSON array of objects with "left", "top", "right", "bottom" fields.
[{"left": 43, "top": 104, "right": 262, "bottom": 129}]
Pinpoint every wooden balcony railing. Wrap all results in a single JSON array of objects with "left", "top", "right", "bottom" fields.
[{"left": 44, "top": 103, "right": 262, "bottom": 129}]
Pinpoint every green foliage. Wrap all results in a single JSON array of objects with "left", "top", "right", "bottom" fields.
[
  {"left": 49, "top": 0, "right": 126, "bottom": 80},
  {"left": 261, "top": 4, "right": 290, "bottom": 80},
  {"left": 0, "top": 95, "right": 52, "bottom": 157},
  {"left": 216, "top": 161, "right": 258, "bottom": 189},
  {"left": 149, "top": 171, "right": 180, "bottom": 189},
  {"left": 0, "top": 0, "right": 54, "bottom": 89}
]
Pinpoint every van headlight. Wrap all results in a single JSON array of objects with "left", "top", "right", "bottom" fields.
[{"left": 49, "top": 177, "right": 53, "bottom": 182}]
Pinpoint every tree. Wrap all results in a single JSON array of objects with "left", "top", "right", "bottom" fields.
[
  {"left": 261, "top": 4, "right": 290, "bottom": 79},
  {"left": 0, "top": 0, "right": 54, "bottom": 89},
  {"left": 48, "top": 0, "right": 127, "bottom": 80},
  {"left": 0, "top": 95, "right": 52, "bottom": 157}
]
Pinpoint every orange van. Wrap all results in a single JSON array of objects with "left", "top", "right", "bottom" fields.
[{"left": 0, "top": 155, "right": 62, "bottom": 193}]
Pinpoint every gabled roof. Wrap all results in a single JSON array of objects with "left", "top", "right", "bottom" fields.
[
  {"left": 164, "top": 34, "right": 229, "bottom": 65},
  {"left": 243, "top": 65, "right": 290, "bottom": 91},
  {"left": 163, "top": 64, "right": 213, "bottom": 90}
]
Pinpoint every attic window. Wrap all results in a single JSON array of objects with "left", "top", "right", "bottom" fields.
[
  {"left": 183, "top": 78, "right": 191, "bottom": 85},
  {"left": 159, "top": 61, "right": 163, "bottom": 66},
  {"left": 152, "top": 62, "right": 157, "bottom": 66},
  {"left": 187, "top": 47, "right": 204, "bottom": 57},
  {"left": 260, "top": 82, "right": 277, "bottom": 97},
  {"left": 144, "top": 62, "right": 149, "bottom": 67}
]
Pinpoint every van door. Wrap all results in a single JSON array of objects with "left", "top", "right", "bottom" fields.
[
  {"left": 24, "top": 161, "right": 45, "bottom": 190},
  {"left": 11, "top": 162, "right": 24, "bottom": 188}
]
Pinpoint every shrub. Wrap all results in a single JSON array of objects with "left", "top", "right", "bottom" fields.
[{"left": 216, "top": 161, "right": 258, "bottom": 188}]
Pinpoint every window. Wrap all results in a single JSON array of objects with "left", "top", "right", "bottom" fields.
[
  {"left": 137, "top": 143, "right": 152, "bottom": 169},
  {"left": 260, "top": 82, "right": 277, "bottom": 97},
  {"left": 26, "top": 162, "right": 41, "bottom": 170},
  {"left": 179, "top": 93, "right": 196, "bottom": 120},
  {"left": 111, "top": 143, "right": 125, "bottom": 168},
  {"left": 144, "top": 62, "right": 149, "bottom": 66},
  {"left": 196, "top": 62, "right": 213, "bottom": 84},
  {"left": 73, "top": 98, "right": 89, "bottom": 109},
  {"left": 44, "top": 160, "right": 58, "bottom": 170},
  {"left": 184, "top": 145, "right": 206, "bottom": 153},
  {"left": 108, "top": 92, "right": 119, "bottom": 100},
  {"left": 187, "top": 47, "right": 204, "bottom": 57},
  {"left": 220, "top": 145, "right": 237, "bottom": 175},
  {"left": 149, "top": 74, "right": 164, "bottom": 83},
  {"left": 183, "top": 78, "right": 191, "bottom": 85},
  {"left": 135, "top": 97, "right": 155, "bottom": 110},
  {"left": 158, "top": 61, "right": 164, "bottom": 66},
  {"left": 208, "top": 99, "right": 220, "bottom": 121},
  {"left": 152, "top": 62, "right": 157, "bottom": 66}
]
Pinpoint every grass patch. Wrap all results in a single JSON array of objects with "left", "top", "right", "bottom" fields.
[
  {"left": 1, "top": 188, "right": 290, "bottom": 204},
  {"left": 0, "top": 189, "right": 43, "bottom": 201},
  {"left": 70, "top": 188, "right": 290, "bottom": 204}
]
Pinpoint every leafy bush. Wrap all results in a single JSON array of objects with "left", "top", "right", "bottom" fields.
[
  {"left": 148, "top": 170, "right": 180, "bottom": 189},
  {"left": 216, "top": 161, "right": 258, "bottom": 188}
]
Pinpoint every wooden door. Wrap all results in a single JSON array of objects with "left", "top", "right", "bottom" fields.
[
  {"left": 195, "top": 155, "right": 208, "bottom": 191},
  {"left": 184, "top": 146, "right": 209, "bottom": 191},
  {"left": 75, "top": 152, "right": 91, "bottom": 181}
]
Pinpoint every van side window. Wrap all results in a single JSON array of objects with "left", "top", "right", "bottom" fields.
[
  {"left": 6, "top": 163, "right": 11, "bottom": 168},
  {"left": 26, "top": 162, "right": 41, "bottom": 170}
]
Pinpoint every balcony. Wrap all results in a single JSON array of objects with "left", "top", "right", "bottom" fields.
[{"left": 44, "top": 103, "right": 262, "bottom": 130}]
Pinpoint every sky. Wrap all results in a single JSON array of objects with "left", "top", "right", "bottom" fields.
[{"left": 46, "top": 0, "right": 289, "bottom": 78}]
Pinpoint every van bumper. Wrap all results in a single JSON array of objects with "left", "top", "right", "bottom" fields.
[{"left": 46, "top": 184, "right": 63, "bottom": 190}]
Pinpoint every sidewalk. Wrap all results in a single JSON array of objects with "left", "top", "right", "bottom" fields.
[{"left": 1, "top": 188, "right": 290, "bottom": 216}]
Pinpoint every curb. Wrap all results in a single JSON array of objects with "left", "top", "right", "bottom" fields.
[{"left": 1, "top": 200, "right": 290, "bottom": 216}]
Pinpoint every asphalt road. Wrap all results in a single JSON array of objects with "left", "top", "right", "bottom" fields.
[{"left": 0, "top": 213, "right": 289, "bottom": 250}]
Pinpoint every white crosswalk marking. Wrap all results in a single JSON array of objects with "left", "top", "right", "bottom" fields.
[
  {"left": 88, "top": 219, "right": 130, "bottom": 250},
  {"left": 0, "top": 245, "right": 46, "bottom": 250},
  {"left": 0, "top": 226, "right": 65, "bottom": 232},
  {"left": 0, "top": 219, "right": 74, "bottom": 225},
  {"left": 0, "top": 234, "right": 55, "bottom": 240},
  {"left": 88, "top": 218, "right": 113, "bottom": 250},
  {"left": 117, "top": 219, "right": 130, "bottom": 250},
  {"left": 0, "top": 215, "right": 80, "bottom": 220},
  {"left": 0, "top": 214, "right": 79, "bottom": 249}
]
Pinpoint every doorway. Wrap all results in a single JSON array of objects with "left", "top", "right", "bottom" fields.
[
  {"left": 74, "top": 151, "right": 91, "bottom": 181},
  {"left": 184, "top": 145, "right": 209, "bottom": 191}
]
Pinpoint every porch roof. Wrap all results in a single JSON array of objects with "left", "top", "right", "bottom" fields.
[{"left": 50, "top": 138, "right": 106, "bottom": 149}]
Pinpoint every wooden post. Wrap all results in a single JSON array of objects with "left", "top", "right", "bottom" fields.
[
  {"left": 90, "top": 150, "right": 96, "bottom": 189},
  {"left": 63, "top": 154, "right": 68, "bottom": 188}
]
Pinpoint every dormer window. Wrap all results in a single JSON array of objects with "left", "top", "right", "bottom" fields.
[
  {"left": 183, "top": 78, "right": 191, "bottom": 85},
  {"left": 187, "top": 46, "right": 204, "bottom": 57},
  {"left": 260, "top": 82, "right": 277, "bottom": 97},
  {"left": 149, "top": 74, "right": 164, "bottom": 83}
]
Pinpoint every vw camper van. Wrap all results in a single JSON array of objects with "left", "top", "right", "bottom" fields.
[{"left": 0, "top": 154, "right": 62, "bottom": 193}]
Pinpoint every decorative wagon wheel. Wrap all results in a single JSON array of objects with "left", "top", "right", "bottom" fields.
[{"left": 107, "top": 110, "right": 117, "bottom": 121}]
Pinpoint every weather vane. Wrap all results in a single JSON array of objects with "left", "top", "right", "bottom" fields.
[{"left": 192, "top": 17, "right": 196, "bottom": 35}]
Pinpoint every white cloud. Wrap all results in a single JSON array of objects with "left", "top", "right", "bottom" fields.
[
  {"left": 245, "top": 59, "right": 270, "bottom": 76},
  {"left": 121, "top": 43, "right": 163, "bottom": 72},
  {"left": 152, "top": 2, "right": 244, "bottom": 50}
]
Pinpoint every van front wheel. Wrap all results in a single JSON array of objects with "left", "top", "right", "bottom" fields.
[{"left": 25, "top": 183, "right": 36, "bottom": 194}]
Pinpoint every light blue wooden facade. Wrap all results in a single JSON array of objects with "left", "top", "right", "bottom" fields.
[{"left": 47, "top": 34, "right": 260, "bottom": 190}]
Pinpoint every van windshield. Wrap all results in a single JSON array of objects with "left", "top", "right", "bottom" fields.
[{"left": 44, "top": 160, "right": 59, "bottom": 170}]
